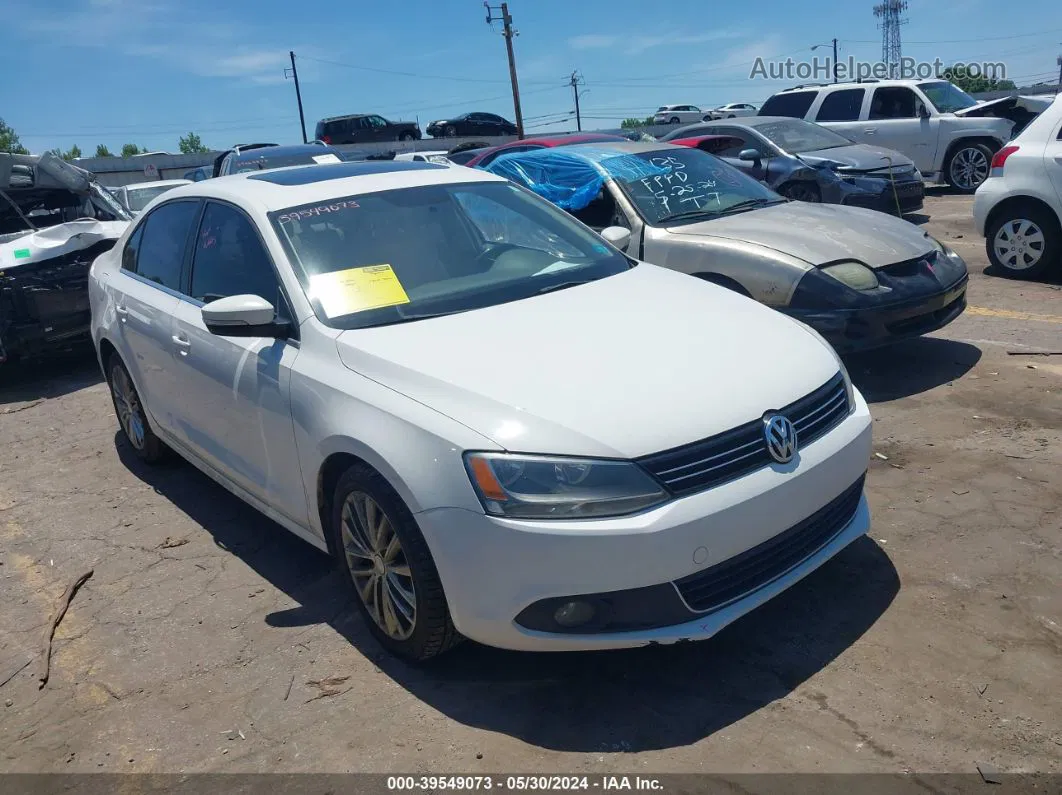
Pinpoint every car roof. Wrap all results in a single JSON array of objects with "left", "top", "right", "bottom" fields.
[
  {"left": 564, "top": 140, "right": 682, "bottom": 156},
  {"left": 161, "top": 160, "right": 505, "bottom": 213},
  {"left": 125, "top": 179, "right": 194, "bottom": 190},
  {"left": 703, "top": 115, "right": 808, "bottom": 127},
  {"left": 777, "top": 78, "right": 933, "bottom": 93}
]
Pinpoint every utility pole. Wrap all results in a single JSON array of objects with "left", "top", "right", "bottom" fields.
[
  {"left": 569, "top": 71, "right": 584, "bottom": 131},
  {"left": 285, "top": 51, "right": 307, "bottom": 143},
  {"left": 485, "top": 2, "right": 524, "bottom": 138},
  {"left": 1057, "top": 53, "right": 1062, "bottom": 93},
  {"left": 832, "top": 38, "right": 839, "bottom": 83}
]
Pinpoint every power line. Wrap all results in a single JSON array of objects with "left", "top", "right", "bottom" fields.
[{"left": 299, "top": 53, "right": 551, "bottom": 86}]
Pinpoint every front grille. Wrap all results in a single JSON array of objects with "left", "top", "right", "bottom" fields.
[
  {"left": 636, "top": 373, "right": 848, "bottom": 497},
  {"left": 674, "top": 475, "right": 865, "bottom": 613}
]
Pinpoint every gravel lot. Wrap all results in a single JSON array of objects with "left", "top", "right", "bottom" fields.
[{"left": 1, "top": 191, "right": 1060, "bottom": 776}]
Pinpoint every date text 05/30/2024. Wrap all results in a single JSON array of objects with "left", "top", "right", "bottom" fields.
[{"left": 387, "top": 776, "right": 664, "bottom": 791}]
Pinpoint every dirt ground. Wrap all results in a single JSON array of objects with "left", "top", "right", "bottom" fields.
[{"left": 1, "top": 191, "right": 1060, "bottom": 777}]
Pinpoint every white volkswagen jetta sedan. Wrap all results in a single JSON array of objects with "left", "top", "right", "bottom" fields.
[{"left": 89, "top": 160, "right": 873, "bottom": 660}]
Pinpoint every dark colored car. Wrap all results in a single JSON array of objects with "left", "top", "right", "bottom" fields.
[
  {"left": 464, "top": 133, "right": 629, "bottom": 169},
  {"left": 183, "top": 166, "right": 212, "bottom": 182},
  {"left": 662, "top": 117, "right": 924, "bottom": 215},
  {"left": 314, "top": 114, "right": 422, "bottom": 145},
  {"left": 426, "top": 112, "right": 517, "bottom": 138},
  {"left": 212, "top": 143, "right": 345, "bottom": 178}
]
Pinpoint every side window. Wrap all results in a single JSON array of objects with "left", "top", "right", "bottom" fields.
[
  {"left": 189, "top": 202, "right": 284, "bottom": 314},
  {"left": 370, "top": 116, "right": 387, "bottom": 128},
  {"left": 689, "top": 106, "right": 701, "bottom": 113},
  {"left": 869, "top": 87, "right": 918, "bottom": 120},
  {"left": 121, "top": 223, "right": 144, "bottom": 272},
  {"left": 758, "top": 91, "right": 817, "bottom": 119},
  {"left": 134, "top": 201, "right": 200, "bottom": 290},
  {"left": 713, "top": 130, "right": 758, "bottom": 158},
  {"left": 816, "top": 89, "right": 866, "bottom": 122}
]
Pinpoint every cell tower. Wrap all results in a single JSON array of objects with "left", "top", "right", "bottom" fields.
[{"left": 873, "top": 0, "right": 909, "bottom": 78}]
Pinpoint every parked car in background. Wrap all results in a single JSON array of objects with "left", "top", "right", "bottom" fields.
[
  {"left": 665, "top": 117, "right": 924, "bottom": 214},
  {"left": 315, "top": 114, "right": 422, "bottom": 145},
  {"left": 653, "top": 105, "right": 705, "bottom": 125},
  {"left": 705, "top": 103, "right": 758, "bottom": 119},
  {"left": 758, "top": 79, "right": 1024, "bottom": 192},
  {"left": 486, "top": 142, "right": 967, "bottom": 352},
  {"left": 112, "top": 179, "right": 193, "bottom": 216},
  {"left": 183, "top": 166, "right": 212, "bottom": 182},
  {"left": 426, "top": 112, "right": 517, "bottom": 138},
  {"left": 0, "top": 152, "right": 130, "bottom": 364},
  {"left": 974, "top": 94, "right": 1062, "bottom": 279},
  {"left": 89, "top": 158, "right": 873, "bottom": 660},
  {"left": 212, "top": 143, "right": 344, "bottom": 177},
  {"left": 394, "top": 150, "right": 453, "bottom": 165},
  {"left": 446, "top": 141, "right": 491, "bottom": 165},
  {"left": 464, "top": 133, "right": 628, "bottom": 168}
]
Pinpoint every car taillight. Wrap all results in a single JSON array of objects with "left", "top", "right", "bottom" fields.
[{"left": 989, "top": 145, "right": 1019, "bottom": 177}]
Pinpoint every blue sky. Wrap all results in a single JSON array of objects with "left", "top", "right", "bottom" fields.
[{"left": 3, "top": 0, "right": 1061, "bottom": 154}]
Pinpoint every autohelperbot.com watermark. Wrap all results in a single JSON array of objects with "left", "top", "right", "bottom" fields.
[{"left": 750, "top": 56, "right": 1007, "bottom": 83}]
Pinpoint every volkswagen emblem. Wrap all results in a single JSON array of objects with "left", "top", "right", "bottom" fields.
[{"left": 763, "top": 414, "right": 798, "bottom": 464}]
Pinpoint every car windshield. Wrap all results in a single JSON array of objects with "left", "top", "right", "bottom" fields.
[
  {"left": 269, "top": 181, "right": 632, "bottom": 330},
  {"left": 125, "top": 185, "right": 179, "bottom": 211},
  {"left": 752, "top": 118, "right": 854, "bottom": 153},
  {"left": 917, "top": 80, "right": 978, "bottom": 113},
  {"left": 613, "top": 148, "right": 783, "bottom": 225}
]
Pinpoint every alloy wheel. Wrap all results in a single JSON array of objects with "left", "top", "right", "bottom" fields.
[
  {"left": 950, "top": 147, "right": 989, "bottom": 191},
  {"left": 341, "top": 491, "right": 416, "bottom": 640},
  {"left": 110, "top": 366, "right": 146, "bottom": 450},
  {"left": 993, "top": 219, "right": 1046, "bottom": 271}
]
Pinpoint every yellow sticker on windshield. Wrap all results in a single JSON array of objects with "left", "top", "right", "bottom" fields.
[{"left": 308, "top": 264, "right": 410, "bottom": 317}]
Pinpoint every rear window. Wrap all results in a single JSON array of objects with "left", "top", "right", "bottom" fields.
[{"left": 759, "top": 91, "right": 817, "bottom": 119}]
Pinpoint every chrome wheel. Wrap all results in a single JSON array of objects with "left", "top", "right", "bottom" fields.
[
  {"left": 993, "top": 219, "right": 1046, "bottom": 271},
  {"left": 949, "top": 146, "right": 989, "bottom": 191},
  {"left": 341, "top": 491, "right": 416, "bottom": 640},
  {"left": 110, "top": 365, "right": 145, "bottom": 450}
]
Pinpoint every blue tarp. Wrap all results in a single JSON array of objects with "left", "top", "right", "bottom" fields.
[{"left": 483, "top": 147, "right": 669, "bottom": 211}]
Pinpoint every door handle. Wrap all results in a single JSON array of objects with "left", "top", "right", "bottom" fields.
[
  {"left": 171, "top": 335, "right": 191, "bottom": 355},
  {"left": 864, "top": 129, "right": 877, "bottom": 135},
  {"left": 115, "top": 305, "right": 128, "bottom": 320}
]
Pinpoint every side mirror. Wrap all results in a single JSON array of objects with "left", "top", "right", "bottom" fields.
[
  {"left": 739, "top": 148, "right": 762, "bottom": 162},
  {"left": 202, "top": 295, "right": 288, "bottom": 338},
  {"left": 600, "top": 226, "right": 632, "bottom": 251}
]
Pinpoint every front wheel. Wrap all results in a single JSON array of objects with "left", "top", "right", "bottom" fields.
[
  {"left": 945, "top": 143, "right": 992, "bottom": 192},
  {"left": 330, "top": 464, "right": 461, "bottom": 661},
  {"left": 444, "top": 125, "right": 458, "bottom": 137},
  {"left": 106, "top": 355, "right": 166, "bottom": 463},
  {"left": 986, "top": 204, "right": 1060, "bottom": 279},
  {"left": 399, "top": 132, "right": 416, "bottom": 142}
]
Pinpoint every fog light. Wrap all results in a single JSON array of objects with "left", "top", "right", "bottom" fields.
[{"left": 553, "top": 601, "right": 596, "bottom": 628}]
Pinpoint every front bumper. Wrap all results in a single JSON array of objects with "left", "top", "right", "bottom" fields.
[
  {"left": 786, "top": 274, "right": 968, "bottom": 353},
  {"left": 416, "top": 392, "right": 872, "bottom": 651},
  {"left": 838, "top": 178, "right": 924, "bottom": 215}
]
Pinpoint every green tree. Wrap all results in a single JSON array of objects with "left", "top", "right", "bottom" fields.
[
  {"left": 942, "top": 66, "right": 1016, "bottom": 94},
  {"left": 121, "top": 143, "right": 143, "bottom": 157},
  {"left": 621, "top": 116, "right": 656, "bottom": 129},
  {"left": 0, "top": 118, "right": 29, "bottom": 154},
  {"left": 178, "top": 132, "right": 209, "bottom": 154},
  {"left": 63, "top": 144, "right": 82, "bottom": 161},
  {"left": 95, "top": 144, "right": 113, "bottom": 157}
]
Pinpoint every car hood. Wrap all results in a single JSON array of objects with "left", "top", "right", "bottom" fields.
[
  {"left": 666, "top": 202, "right": 934, "bottom": 268},
  {"left": 334, "top": 265, "right": 841, "bottom": 459},
  {"left": 796, "top": 144, "right": 915, "bottom": 172},
  {"left": 953, "top": 95, "right": 1053, "bottom": 117}
]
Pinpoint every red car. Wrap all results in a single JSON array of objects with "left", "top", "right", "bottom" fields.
[
  {"left": 464, "top": 133, "right": 629, "bottom": 168},
  {"left": 664, "top": 134, "right": 746, "bottom": 156}
]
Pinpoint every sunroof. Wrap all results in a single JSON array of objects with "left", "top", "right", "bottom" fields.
[{"left": 248, "top": 160, "right": 447, "bottom": 185}]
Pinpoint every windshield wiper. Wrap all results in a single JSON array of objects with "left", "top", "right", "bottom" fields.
[
  {"left": 718, "top": 198, "right": 781, "bottom": 215},
  {"left": 536, "top": 279, "right": 595, "bottom": 295},
  {"left": 661, "top": 198, "right": 777, "bottom": 224}
]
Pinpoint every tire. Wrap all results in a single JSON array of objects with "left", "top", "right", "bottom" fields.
[
  {"left": 669, "top": 116, "right": 681, "bottom": 124},
  {"left": 330, "top": 463, "right": 461, "bottom": 661},
  {"left": 444, "top": 125, "right": 458, "bottom": 138},
  {"left": 399, "top": 132, "right": 416, "bottom": 142},
  {"left": 780, "top": 182, "right": 821, "bottom": 203},
  {"left": 106, "top": 354, "right": 166, "bottom": 463},
  {"left": 726, "top": 114, "right": 736, "bottom": 119},
  {"left": 944, "top": 142, "right": 993, "bottom": 193},
  {"left": 986, "top": 203, "right": 1061, "bottom": 279}
]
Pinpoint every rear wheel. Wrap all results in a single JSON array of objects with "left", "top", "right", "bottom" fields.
[
  {"left": 669, "top": 116, "right": 681, "bottom": 124},
  {"left": 986, "top": 204, "right": 1060, "bottom": 279},
  {"left": 106, "top": 355, "right": 166, "bottom": 463},
  {"left": 330, "top": 463, "right": 461, "bottom": 661},
  {"left": 945, "top": 142, "right": 992, "bottom": 192},
  {"left": 399, "top": 132, "right": 416, "bottom": 142}
]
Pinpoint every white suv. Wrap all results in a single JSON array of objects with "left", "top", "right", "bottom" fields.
[
  {"left": 974, "top": 94, "right": 1062, "bottom": 279},
  {"left": 759, "top": 79, "right": 1016, "bottom": 192}
]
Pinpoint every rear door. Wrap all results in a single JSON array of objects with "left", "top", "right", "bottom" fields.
[
  {"left": 167, "top": 200, "right": 306, "bottom": 523},
  {"left": 110, "top": 199, "right": 201, "bottom": 437},
  {"left": 813, "top": 87, "right": 867, "bottom": 141}
]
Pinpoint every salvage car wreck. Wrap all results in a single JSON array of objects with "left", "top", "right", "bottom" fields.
[{"left": 0, "top": 153, "right": 129, "bottom": 364}]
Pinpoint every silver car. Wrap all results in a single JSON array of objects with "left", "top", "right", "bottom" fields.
[{"left": 484, "top": 141, "right": 969, "bottom": 352}]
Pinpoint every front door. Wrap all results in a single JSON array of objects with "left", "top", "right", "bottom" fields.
[
  {"left": 167, "top": 200, "right": 307, "bottom": 525},
  {"left": 863, "top": 86, "right": 940, "bottom": 174},
  {"left": 109, "top": 199, "right": 201, "bottom": 436}
]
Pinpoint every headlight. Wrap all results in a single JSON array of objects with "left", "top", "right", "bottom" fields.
[
  {"left": 820, "top": 261, "right": 879, "bottom": 291},
  {"left": 464, "top": 452, "right": 668, "bottom": 519},
  {"left": 794, "top": 322, "right": 856, "bottom": 415}
]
